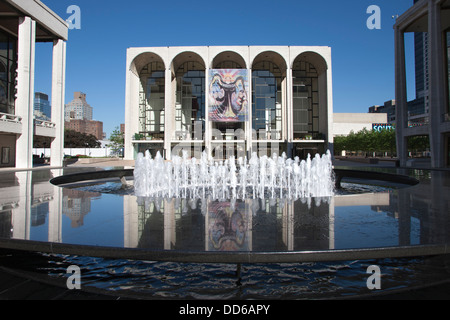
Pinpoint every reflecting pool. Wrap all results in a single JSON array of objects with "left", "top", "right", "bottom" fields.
[{"left": 0, "top": 166, "right": 449, "bottom": 298}]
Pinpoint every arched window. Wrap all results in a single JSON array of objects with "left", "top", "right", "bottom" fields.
[
  {"left": 252, "top": 61, "right": 283, "bottom": 140},
  {"left": 175, "top": 61, "right": 205, "bottom": 139},
  {"left": 292, "top": 60, "right": 319, "bottom": 140},
  {"left": 139, "top": 61, "right": 165, "bottom": 140}
]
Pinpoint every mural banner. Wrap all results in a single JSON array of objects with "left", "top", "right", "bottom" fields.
[
  {"left": 208, "top": 69, "right": 248, "bottom": 122},
  {"left": 208, "top": 201, "right": 248, "bottom": 251}
]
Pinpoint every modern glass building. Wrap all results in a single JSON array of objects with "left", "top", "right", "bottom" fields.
[
  {"left": 124, "top": 46, "right": 333, "bottom": 161},
  {"left": 394, "top": 0, "right": 450, "bottom": 168},
  {"left": 34, "top": 92, "right": 51, "bottom": 120}
]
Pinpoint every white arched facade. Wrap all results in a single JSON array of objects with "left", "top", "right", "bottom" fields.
[{"left": 125, "top": 46, "right": 333, "bottom": 161}]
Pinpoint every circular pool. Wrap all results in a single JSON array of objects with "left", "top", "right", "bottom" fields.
[{"left": 0, "top": 165, "right": 449, "bottom": 299}]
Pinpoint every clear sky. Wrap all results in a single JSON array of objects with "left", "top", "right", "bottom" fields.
[{"left": 34, "top": 0, "right": 417, "bottom": 137}]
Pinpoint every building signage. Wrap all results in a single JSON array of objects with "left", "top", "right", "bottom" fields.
[
  {"left": 372, "top": 123, "right": 394, "bottom": 132},
  {"left": 208, "top": 69, "right": 248, "bottom": 122}
]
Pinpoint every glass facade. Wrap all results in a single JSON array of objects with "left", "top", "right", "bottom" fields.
[
  {"left": 292, "top": 60, "right": 319, "bottom": 139},
  {"left": 0, "top": 30, "right": 17, "bottom": 115},
  {"left": 139, "top": 62, "right": 165, "bottom": 140},
  {"left": 34, "top": 92, "right": 51, "bottom": 120},
  {"left": 447, "top": 30, "right": 450, "bottom": 116},
  {"left": 175, "top": 61, "right": 205, "bottom": 140},
  {"left": 252, "top": 61, "right": 282, "bottom": 140}
]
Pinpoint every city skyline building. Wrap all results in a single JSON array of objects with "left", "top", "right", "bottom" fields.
[
  {"left": 369, "top": 100, "right": 396, "bottom": 124},
  {"left": 65, "top": 118, "right": 104, "bottom": 141},
  {"left": 34, "top": 92, "right": 51, "bottom": 120},
  {"left": 64, "top": 91, "right": 93, "bottom": 121}
]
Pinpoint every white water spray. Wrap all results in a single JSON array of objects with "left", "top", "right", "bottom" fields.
[{"left": 133, "top": 150, "right": 335, "bottom": 201}]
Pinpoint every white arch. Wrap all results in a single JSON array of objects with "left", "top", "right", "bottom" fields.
[
  {"left": 250, "top": 47, "right": 289, "bottom": 71},
  {"left": 209, "top": 47, "right": 249, "bottom": 69},
  {"left": 128, "top": 49, "right": 168, "bottom": 76},
  {"left": 289, "top": 47, "right": 330, "bottom": 73},
  {"left": 170, "top": 50, "right": 207, "bottom": 73}
]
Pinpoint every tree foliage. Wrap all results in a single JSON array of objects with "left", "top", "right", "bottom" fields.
[
  {"left": 108, "top": 126, "right": 124, "bottom": 156},
  {"left": 334, "top": 127, "right": 430, "bottom": 157},
  {"left": 334, "top": 128, "right": 396, "bottom": 156},
  {"left": 64, "top": 129, "right": 101, "bottom": 148}
]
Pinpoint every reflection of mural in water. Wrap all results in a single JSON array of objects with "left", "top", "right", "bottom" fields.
[
  {"left": 209, "top": 69, "right": 248, "bottom": 122},
  {"left": 208, "top": 201, "right": 248, "bottom": 251}
]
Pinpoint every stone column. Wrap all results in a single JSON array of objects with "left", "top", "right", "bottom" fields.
[
  {"left": 15, "top": 17, "right": 36, "bottom": 169},
  {"left": 326, "top": 56, "right": 334, "bottom": 155},
  {"left": 205, "top": 66, "right": 211, "bottom": 159},
  {"left": 50, "top": 39, "right": 66, "bottom": 167},
  {"left": 164, "top": 67, "right": 173, "bottom": 159},
  {"left": 48, "top": 169, "right": 62, "bottom": 243},
  {"left": 13, "top": 171, "right": 32, "bottom": 240},
  {"left": 247, "top": 67, "right": 253, "bottom": 155},
  {"left": 124, "top": 68, "right": 139, "bottom": 160},
  {"left": 428, "top": 0, "right": 446, "bottom": 168},
  {"left": 286, "top": 67, "right": 293, "bottom": 158},
  {"left": 395, "top": 26, "right": 408, "bottom": 167}
]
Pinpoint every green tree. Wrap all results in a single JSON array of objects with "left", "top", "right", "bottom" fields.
[
  {"left": 64, "top": 129, "right": 101, "bottom": 148},
  {"left": 334, "top": 127, "right": 397, "bottom": 157},
  {"left": 408, "top": 135, "right": 430, "bottom": 155},
  {"left": 108, "top": 126, "right": 124, "bottom": 156}
]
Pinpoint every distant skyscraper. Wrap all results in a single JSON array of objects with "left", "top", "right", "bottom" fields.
[
  {"left": 414, "top": 32, "right": 429, "bottom": 99},
  {"left": 34, "top": 92, "right": 51, "bottom": 120},
  {"left": 64, "top": 92, "right": 93, "bottom": 121},
  {"left": 447, "top": 32, "right": 450, "bottom": 111}
]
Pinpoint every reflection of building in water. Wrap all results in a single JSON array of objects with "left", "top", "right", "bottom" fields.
[
  {"left": 127, "top": 196, "right": 335, "bottom": 252},
  {"left": 0, "top": 170, "right": 62, "bottom": 242},
  {"left": 0, "top": 203, "right": 16, "bottom": 239},
  {"left": 31, "top": 202, "right": 49, "bottom": 227},
  {"left": 135, "top": 198, "right": 206, "bottom": 251},
  {"left": 62, "top": 188, "right": 100, "bottom": 228}
]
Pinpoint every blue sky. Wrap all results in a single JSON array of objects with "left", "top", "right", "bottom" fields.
[{"left": 34, "top": 0, "right": 416, "bottom": 137}]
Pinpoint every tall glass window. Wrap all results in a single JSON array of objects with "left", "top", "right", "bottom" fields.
[
  {"left": 175, "top": 61, "right": 205, "bottom": 140},
  {"left": 252, "top": 61, "right": 282, "bottom": 140},
  {"left": 139, "top": 62, "right": 165, "bottom": 140},
  {"left": 446, "top": 30, "right": 450, "bottom": 117},
  {"left": 0, "top": 30, "right": 17, "bottom": 115},
  {"left": 292, "top": 61, "right": 319, "bottom": 139}
]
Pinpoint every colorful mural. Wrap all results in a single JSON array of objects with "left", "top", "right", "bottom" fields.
[{"left": 208, "top": 69, "right": 248, "bottom": 122}]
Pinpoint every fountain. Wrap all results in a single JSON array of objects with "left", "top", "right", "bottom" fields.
[
  {"left": 2, "top": 150, "right": 450, "bottom": 299},
  {"left": 133, "top": 150, "right": 335, "bottom": 202}
]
